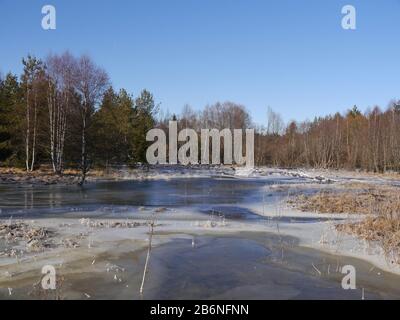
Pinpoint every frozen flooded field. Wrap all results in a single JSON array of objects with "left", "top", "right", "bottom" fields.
[{"left": 1, "top": 168, "right": 400, "bottom": 300}]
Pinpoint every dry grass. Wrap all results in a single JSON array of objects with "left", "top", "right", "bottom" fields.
[
  {"left": 288, "top": 185, "right": 400, "bottom": 215},
  {"left": 289, "top": 183, "right": 400, "bottom": 263},
  {"left": 0, "top": 166, "right": 109, "bottom": 185},
  {"left": 0, "top": 221, "right": 53, "bottom": 254},
  {"left": 337, "top": 215, "right": 400, "bottom": 263}
]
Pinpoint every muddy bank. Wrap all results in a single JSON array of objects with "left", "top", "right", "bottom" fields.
[
  {"left": 0, "top": 166, "right": 236, "bottom": 186},
  {"left": 1, "top": 166, "right": 400, "bottom": 187},
  {"left": 0, "top": 166, "right": 345, "bottom": 187},
  {"left": 0, "top": 169, "right": 80, "bottom": 186}
]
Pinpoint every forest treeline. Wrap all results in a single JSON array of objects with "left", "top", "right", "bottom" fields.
[
  {"left": 1, "top": 52, "right": 400, "bottom": 182},
  {"left": 161, "top": 102, "right": 400, "bottom": 173},
  {"left": 0, "top": 52, "right": 157, "bottom": 184},
  {"left": 260, "top": 104, "right": 400, "bottom": 172}
]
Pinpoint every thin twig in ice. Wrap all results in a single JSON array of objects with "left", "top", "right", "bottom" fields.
[{"left": 139, "top": 216, "right": 155, "bottom": 296}]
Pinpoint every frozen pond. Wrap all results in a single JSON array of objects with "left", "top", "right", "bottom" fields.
[
  {"left": 1, "top": 175, "right": 400, "bottom": 300},
  {"left": 2, "top": 233, "right": 400, "bottom": 300},
  {"left": 0, "top": 176, "right": 308, "bottom": 217}
]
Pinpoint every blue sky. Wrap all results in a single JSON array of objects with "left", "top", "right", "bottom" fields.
[{"left": 1, "top": 0, "right": 400, "bottom": 125}]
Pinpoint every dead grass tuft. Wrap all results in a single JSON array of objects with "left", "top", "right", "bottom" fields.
[
  {"left": 288, "top": 185, "right": 400, "bottom": 215},
  {"left": 0, "top": 221, "right": 53, "bottom": 252},
  {"left": 288, "top": 183, "right": 400, "bottom": 263},
  {"left": 337, "top": 215, "right": 400, "bottom": 263}
]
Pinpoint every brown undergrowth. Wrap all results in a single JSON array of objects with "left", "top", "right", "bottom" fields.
[
  {"left": 289, "top": 183, "right": 400, "bottom": 262},
  {"left": 288, "top": 184, "right": 400, "bottom": 215}
]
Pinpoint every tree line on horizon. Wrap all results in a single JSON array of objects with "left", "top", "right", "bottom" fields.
[
  {"left": 257, "top": 104, "right": 400, "bottom": 172},
  {"left": 158, "top": 102, "right": 400, "bottom": 173},
  {"left": 1, "top": 52, "right": 400, "bottom": 181}
]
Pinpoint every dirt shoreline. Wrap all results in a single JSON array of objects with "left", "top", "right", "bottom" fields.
[
  {"left": 0, "top": 168, "right": 80, "bottom": 185},
  {"left": 2, "top": 166, "right": 400, "bottom": 186}
]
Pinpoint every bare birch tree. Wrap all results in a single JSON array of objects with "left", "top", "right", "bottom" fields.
[
  {"left": 46, "top": 52, "right": 76, "bottom": 174},
  {"left": 74, "top": 55, "right": 108, "bottom": 185},
  {"left": 21, "top": 56, "right": 45, "bottom": 172}
]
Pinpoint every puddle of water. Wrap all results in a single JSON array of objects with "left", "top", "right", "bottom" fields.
[
  {"left": 142, "top": 234, "right": 400, "bottom": 300},
  {"left": 3, "top": 233, "right": 400, "bottom": 300}
]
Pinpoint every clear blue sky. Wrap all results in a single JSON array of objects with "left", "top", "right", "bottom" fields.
[{"left": 1, "top": 0, "right": 400, "bottom": 125}]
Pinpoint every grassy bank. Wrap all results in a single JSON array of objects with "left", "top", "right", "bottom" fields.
[{"left": 288, "top": 182, "right": 400, "bottom": 263}]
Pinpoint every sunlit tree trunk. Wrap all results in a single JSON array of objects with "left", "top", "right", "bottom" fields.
[
  {"left": 30, "top": 91, "right": 38, "bottom": 171},
  {"left": 25, "top": 88, "right": 30, "bottom": 172}
]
